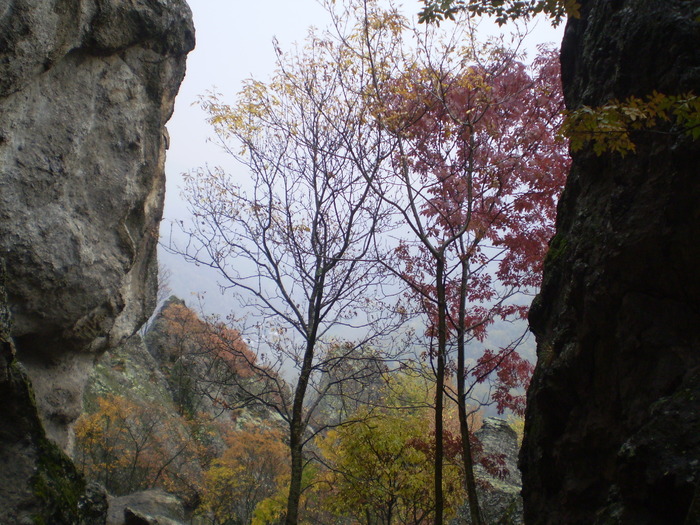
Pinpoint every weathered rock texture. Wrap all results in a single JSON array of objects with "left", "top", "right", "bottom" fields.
[
  {"left": 107, "top": 489, "right": 186, "bottom": 525},
  {"left": 521, "top": 1, "right": 700, "bottom": 523},
  {"left": 474, "top": 418, "right": 523, "bottom": 524},
  {"left": 0, "top": 0, "right": 194, "bottom": 448},
  {"left": 0, "top": 0, "right": 194, "bottom": 521},
  {"left": 0, "top": 263, "right": 109, "bottom": 524}
]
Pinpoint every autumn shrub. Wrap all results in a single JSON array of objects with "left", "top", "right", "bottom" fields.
[
  {"left": 198, "top": 424, "right": 288, "bottom": 525},
  {"left": 317, "top": 406, "right": 466, "bottom": 525},
  {"left": 74, "top": 394, "right": 203, "bottom": 502}
]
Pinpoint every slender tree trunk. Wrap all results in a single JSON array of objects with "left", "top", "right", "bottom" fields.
[
  {"left": 286, "top": 425, "right": 304, "bottom": 525},
  {"left": 458, "top": 392, "right": 482, "bottom": 524},
  {"left": 457, "top": 258, "right": 483, "bottom": 525},
  {"left": 434, "top": 257, "right": 446, "bottom": 525},
  {"left": 285, "top": 339, "right": 316, "bottom": 525},
  {"left": 286, "top": 268, "right": 324, "bottom": 525}
]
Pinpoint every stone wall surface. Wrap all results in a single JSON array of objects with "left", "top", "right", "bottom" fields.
[
  {"left": 0, "top": 0, "right": 194, "bottom": 448},
  {"left": 0, "top": 0, "right": 194, "bottom": 520},
  {"left": 520, "top": 1, "right": 700, "bottom": 523},
  {"left": 0, "top": 262, "right": 109, "bottom": 524}
]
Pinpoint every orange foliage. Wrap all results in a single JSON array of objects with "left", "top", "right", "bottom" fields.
[
  {"left": 159, "top": 302, "right": 256, "bottom": 379},
  {"left": 74, "top": 394, "right": 203, "bottom": 501}
]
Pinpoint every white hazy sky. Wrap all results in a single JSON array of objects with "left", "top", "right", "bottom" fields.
[{"left": 160, "top": 0, "right": 564, "bottom": 312}]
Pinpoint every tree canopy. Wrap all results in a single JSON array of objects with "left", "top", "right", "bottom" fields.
[
  {"left": 418, "top": 0, "right": 580, "bottom": 26},
  {"left": 170, "top": 1, "right": 570, "bottom": 522}
]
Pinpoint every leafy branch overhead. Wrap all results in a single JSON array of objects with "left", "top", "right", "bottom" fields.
[
  {"left": 563, "top": 92, "right": 700, "bottom": 156},
  {"left": 419, "top": 1, "right": 700, "bottom": 157},
  {"left": 418, "top": 0, "right": 580, "bottom": 26}
]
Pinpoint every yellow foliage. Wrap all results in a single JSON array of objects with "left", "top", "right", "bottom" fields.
[
  {"left": 562, "top": 91, "right": 700, "bottom": 156},
  {"left": 314, "top": 370, "right": 471, "bottom": 524},
  {"left": 506, "top": 413, "right": 525, "bottom": 447},
  {"left": 199, "top": 424, "right": 289, "bottom": 525}
]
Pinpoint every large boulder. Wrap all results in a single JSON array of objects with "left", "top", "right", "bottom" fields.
[
  {"left": 520, "top": 1, "right": 700, "bottom": 523},
  {"left": 0, "top": 0, "right": 194, "bottom": 448},
  {"left": 107, "top": 489, "right": 186, "bottom": 525},
  {"left": 0, "top": 0, "right": 194, "bottom": 521},
  {"left": 0, "top": 263, "right": 109, "bottom": 524}
]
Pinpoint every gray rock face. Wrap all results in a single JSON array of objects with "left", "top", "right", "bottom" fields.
[
  {"left": 476, "top": 418, "right": 520, "bottom": 486},
  {"left": 0, "top": 263, "right": 109, "bottom": 524},
  {"left": 475, "top": 418, "right": 523, "bottom": 525},
  {"left": 0, "top": 0, "right": 194, "bottom": 447},
  {"left": 0, "top": 0, "right": 194, "bottom": 521},
  {"left": 451, "top": 418, "right": 524, "bottom": 525},
  {"left": 107, "top": 489, "right": 186, "bottom": 525},
  {"left": 1, "top": 0, "right": 194, "bottom": 346},
  {"left": 521, "top": 1, "right": 700, "bottom": 523}
]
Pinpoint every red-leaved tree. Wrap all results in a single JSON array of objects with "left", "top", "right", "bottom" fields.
[{"left": 370, "top": 39, "right": 569, "bottom": 523}]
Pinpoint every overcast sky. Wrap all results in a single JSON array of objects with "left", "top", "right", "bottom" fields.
[{"left": 160, "top": 0, "right": 565, "bottom": 313}]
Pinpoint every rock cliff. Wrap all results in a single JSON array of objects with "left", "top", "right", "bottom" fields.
[
  {"left": 0, "top": 0, "right": 194, "bottom": 520},
  {"left": 0, "top": 0, "right": 194, "bottom": 448},
  {"left": 521, "top": 1, "right": 700, "bottom": 523}
]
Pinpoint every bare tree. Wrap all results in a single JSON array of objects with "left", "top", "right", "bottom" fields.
[
  {"left": 169, "top": 3, "right": 567, "bottom": 524},
  {"left": 169, "top": 24, "right": 402, "bottom": 524}
]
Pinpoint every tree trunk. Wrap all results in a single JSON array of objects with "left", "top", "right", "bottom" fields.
[
  {"left": 457, "top": 258, "right": 483, "bottom": 525},
  {"left": 458, "top": 397, "right": 482, "bottom": 524},
  {"left": 434, "top": 257, "right": 446, "bottom": 525},
  {"left": 286, "top": 427, "right": 304, "bottom": 525},
  {"left": 285, "top": 338, "right": 316, "bottom": 525}
]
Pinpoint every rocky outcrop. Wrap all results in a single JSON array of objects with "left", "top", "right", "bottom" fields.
[
  {"left": 0, "top": 0, "right": 194, "bottom": 521},
  {"left": 85, "top": 334, "right": 176, "bottom": 415},
  {"left": 475, "top": 418, "right": 522, "bottom": 524},
  {"left": 0, "top": 0, "right": 194, "bottom": 448},
  {"left": 107, "top": 489, "right": 186, "bottom": 525},
  {"left": 0, "top": 263, "right": 109, "bottom": 524},
  {"left": 521, "top": 1, "right": 700, "bottom": 524},
  {"left": 451, "top": 418, "right": 523, "bottom": 525}
]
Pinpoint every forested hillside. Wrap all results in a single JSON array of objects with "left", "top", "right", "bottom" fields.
[{"left": 76, "top": 298, "right": 524, "bottom": 523}]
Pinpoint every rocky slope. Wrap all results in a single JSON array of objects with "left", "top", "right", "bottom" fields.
[
  {"left": 0, "top": 0, "right": 194, "bottom": 520},
  {"left": 521, "top": 1, "right": 700, "bottom": 523}
]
